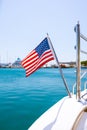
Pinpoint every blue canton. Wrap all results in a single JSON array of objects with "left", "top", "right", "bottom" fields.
[{"left": 35, "top": 38, "right": 50, "bottom": 57}]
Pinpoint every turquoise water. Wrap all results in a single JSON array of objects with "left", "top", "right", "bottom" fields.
[{"left": 0, "top": 68, "right": 77, "bottom": 130}]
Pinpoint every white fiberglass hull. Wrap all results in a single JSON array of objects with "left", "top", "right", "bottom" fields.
[{"left": 28, "top": 90, "right": 87, "bottom": 130}]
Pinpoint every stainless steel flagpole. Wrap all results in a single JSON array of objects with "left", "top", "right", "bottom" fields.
[
  {"left": 47, "top": 34, "right": 71, "bottom": 98},
  {"left": 74, "top": 22, "right": 81, "bottom": 100}
]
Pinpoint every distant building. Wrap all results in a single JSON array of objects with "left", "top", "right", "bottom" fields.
[{"left": 12, "top": 58, "right": 22, "bottom": 68}]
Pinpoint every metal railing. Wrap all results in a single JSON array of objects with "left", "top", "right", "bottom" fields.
[
  {"left": 73, "top": 22, "right": 87, "bottom": 98},
  {"left": 73, "top": 71, "right": 87, "bottom": 94}
]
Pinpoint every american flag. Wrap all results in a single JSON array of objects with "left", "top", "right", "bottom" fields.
[{"left": 21, "top": 37, "right": 54, "bottom": 77}]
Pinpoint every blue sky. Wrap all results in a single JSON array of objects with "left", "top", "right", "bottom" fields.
[{"left": 0, "top": 0, "right": 87, "bottom": 63}]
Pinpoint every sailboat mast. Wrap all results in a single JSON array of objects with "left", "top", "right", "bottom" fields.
[{"left": 76, "top": 22, "right": 81, "bottom": 99}]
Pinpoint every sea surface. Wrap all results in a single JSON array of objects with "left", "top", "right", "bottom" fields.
[{"left": 0, "top": 67, "right": 86, "bottom": 130}]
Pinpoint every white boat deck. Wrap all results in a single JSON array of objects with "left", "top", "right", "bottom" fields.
[{"left": 28, "top": 90, "right": 87, "bottom": 130}]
